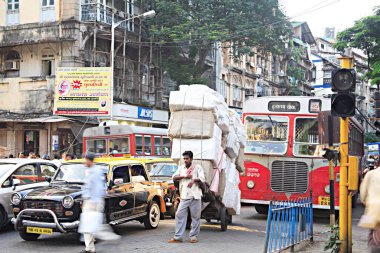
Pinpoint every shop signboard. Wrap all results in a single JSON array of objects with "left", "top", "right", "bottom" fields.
[{"left": 53, "top": 67, "right": 112, "bottom": 116}]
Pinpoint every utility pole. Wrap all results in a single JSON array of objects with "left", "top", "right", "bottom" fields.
[{"left": 328, "top": 115, "right": 335, "bottom": 228}]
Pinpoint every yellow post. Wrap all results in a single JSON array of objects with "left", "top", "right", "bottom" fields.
[
  {"left": 339, "top": 117, "right": 349, "bottom": 253},
  {"left": 339, "top": 57, "right": 353, "bottom": 253}
]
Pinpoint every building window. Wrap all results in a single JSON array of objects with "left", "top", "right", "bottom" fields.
[
  {"left": 4, "top": 50, "right": 20, "bottom": 77},
  {"left": 41, "top": 48, "right": 55, "bottom": 76},
  {"left": 321, "top": 43, "right": 325, "bottom": 50},
  {"left": 41, "top": 0, "right": 55, "bottom": 22},
  {"left": 7, "top": 0, "right": 19, "bottom": 25},
  {"left": 233, "top": 86, "right": 241, "bottom": 101}
]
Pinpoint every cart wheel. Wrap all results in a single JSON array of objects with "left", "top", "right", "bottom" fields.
[
  {"left": 220, "top": 207, "right": 228, "bottom": 232},
  {"left": 206, "top": 219, "right": 211, "bottom": 223}
]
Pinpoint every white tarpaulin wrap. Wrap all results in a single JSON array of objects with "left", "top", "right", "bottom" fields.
[
  {"left": 171, "top": 125, "right": 222, "bottom": 166},
  {"left": 168, "top": 110, "right": 215, "bottom": 139},
  {"left": 168, "top": 84, "right": 243, "bottom": 214},
  {"left": 222, "top": 163, "right": 241, "bottom": 214}
]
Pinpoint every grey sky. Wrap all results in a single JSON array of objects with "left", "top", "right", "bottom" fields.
[{"left": 281, "top": 0, "right": 380, "bottom": 38}]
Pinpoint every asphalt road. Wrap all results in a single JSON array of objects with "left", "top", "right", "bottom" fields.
[{"left": 0, "top": 205, "right": 366, "bottom": 253}]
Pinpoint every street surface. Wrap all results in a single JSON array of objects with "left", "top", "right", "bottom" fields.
[{"left": 0, "top": 205, "right": 366, "bottom": 253}]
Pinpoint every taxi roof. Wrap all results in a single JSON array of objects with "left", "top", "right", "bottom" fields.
[{"left": 63, "top": 157, "right": 175, "bottom": 166}]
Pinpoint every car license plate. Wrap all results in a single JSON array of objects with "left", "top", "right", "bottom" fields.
[
  {"left": 26, "top": 226, "right": 53, "bottom": 235},
  {"left": 318, "top": 196, "right": 330, "bottom": 206}
]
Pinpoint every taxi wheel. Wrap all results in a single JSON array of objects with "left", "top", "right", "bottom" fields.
[
  {"left": 144, "top": 201, "right": 160, "bottom": 229},
  {"left": 19, "top": 227, "right": 40, "bottom": 241}
]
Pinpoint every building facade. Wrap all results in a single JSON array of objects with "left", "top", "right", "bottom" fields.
[
  {"left": 0, "top": 0, "right": 167, "bottom": 157},
  {"left": 214, "top": 42, "right": 289, "bottom": 115}
]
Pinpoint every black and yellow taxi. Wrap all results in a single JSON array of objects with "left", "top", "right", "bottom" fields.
[{"left": 11, "top": 158, "right": 166, "bottom": 241}]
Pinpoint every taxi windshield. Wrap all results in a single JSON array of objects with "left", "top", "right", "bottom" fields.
[
  {"left": 54, "top": 164, "right": 108, "bottom": 183},
  {"left": 150, "top": 163, "right": 178, "bottom": 177},
  {"left": 245, "top": 115, "right": 288, "bottom": 155}
]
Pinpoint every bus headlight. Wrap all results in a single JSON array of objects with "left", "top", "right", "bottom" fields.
[
  {"left": 11, "top": 193, "right": 21, "bottom": 205},
  {"left": 247, "top": 180, "right": 255, "bottom": 189},
  {"left": 324, "top": 185, "right": 330, "bottom": 194},
  {"left": 62, "top": 196, "right": 74, "bottom": 209}
]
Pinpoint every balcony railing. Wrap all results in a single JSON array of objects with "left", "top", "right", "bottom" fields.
[{"left": 81, "top": 2, "right": 135, "bottom": 31}]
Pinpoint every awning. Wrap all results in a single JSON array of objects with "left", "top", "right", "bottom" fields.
[{"left": 24, "top": 116, "right": 71, "bottom": 123}]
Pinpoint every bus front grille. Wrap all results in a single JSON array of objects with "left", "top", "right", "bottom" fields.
[{"left": 270, "top": 161, "right": 308, "bottom": 193}]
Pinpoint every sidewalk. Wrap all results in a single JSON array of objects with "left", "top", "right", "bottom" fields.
[{"left": 283, "top": 230, "right": 368, "bottom": 252}]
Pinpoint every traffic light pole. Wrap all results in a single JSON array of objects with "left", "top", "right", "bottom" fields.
[
  {"left": 328, "top": 115, "right": 335, "bottom": 228},
  {"left": 339, "top": 57, "right": 353, "bottom": 253}
]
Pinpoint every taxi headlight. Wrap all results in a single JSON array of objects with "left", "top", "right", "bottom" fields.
[
  {"left": 62, "top": 196, "right": 74, "bottom": 209},
  {"left": 247, "top": 180, "right": 255, "bottom": 189},
  {"left": 325, "top": 185, "right": 330, "bottom": 194},
  {"left": 11, "top": 193, "right": 21, "bottom": 205}
]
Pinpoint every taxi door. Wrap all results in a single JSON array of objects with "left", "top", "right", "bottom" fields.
[{"left": 106, "top": 165, "right": 135, "bottom": 222}]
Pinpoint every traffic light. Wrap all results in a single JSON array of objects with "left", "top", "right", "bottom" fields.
[{"left": 331, "top": 68, "right": 356, "bottom": 117}]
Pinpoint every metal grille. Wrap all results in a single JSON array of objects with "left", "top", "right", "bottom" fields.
[
  {"left": 23, "top": 201, "right": 64, "bottom": 217},
  {"left": 270, "top": 161, "right": 308, "bottom": 193}
]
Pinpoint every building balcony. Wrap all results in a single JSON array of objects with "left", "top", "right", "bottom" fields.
[
  {"left": 81, "top": 2, "right": 138, "bottom": 32},
  {"left": 0, "top": 22, "right": 73, "bottom": 48}
]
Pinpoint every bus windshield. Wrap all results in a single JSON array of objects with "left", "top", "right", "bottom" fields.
[
  {"left": 245, "top": 115, "right": 288, "bottom": 155},
  {"left": 293, "top": 117, "right": 325, "bottom": 157}
]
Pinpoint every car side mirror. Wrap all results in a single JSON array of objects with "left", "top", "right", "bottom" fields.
[
  {"left": 45, "top": 176, "right": 52, "bottom": 183},
  {"left": 12, "top": 178, "right": 21, "bottom": 190}
]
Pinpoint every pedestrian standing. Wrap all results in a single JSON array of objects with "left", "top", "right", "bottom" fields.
[
  {"left": 168, "top": 151, "right": 205, "bottom": 244},
  {"left": 359, "top": 164, "right": 380, "bottom": 253},
  {"left": 79, "top": 154, "right": 120, "bottom": 253}
]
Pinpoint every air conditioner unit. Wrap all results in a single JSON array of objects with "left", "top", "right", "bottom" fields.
[{"left": 4, "top": 61, "right": 19, "bottom": 71}]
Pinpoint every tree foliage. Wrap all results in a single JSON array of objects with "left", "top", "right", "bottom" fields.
[
  {"left": 365, "top": 132, "right": 380, "bottom": 143},
  {"left": 335, "top": 6, "right": 380, "bottom": 86},
  {"left": 145, "top": 0, "right": 292, "bottom": 85}
]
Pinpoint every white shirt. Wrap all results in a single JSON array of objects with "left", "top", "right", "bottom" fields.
[{"left": 173, "top": 164, "right": 205, "bottom": 200}]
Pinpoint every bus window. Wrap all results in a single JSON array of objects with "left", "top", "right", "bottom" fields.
[
  {"left": 154, "top": 136, "right": 162, "bottom": 155},
  {"left": 109, "top": 138, "right": 130, "bottom": 154},
  {"left": 163, "top": 137, "right": 171, "bottom": 156},
  {"left": 294, "top": 118, "right": 323, "bottom": 157},
  {"left": 86, "top": 139, "right": 106, "bottom": 155},
  {"left": 245, "top": 115, "right": 288, "bottom": 155},
  {"left": 136, "top": 135, "right": 143, "bottom": 155},
  {"left": 144, "top": 136, "right": 152, "bottom": 156}
]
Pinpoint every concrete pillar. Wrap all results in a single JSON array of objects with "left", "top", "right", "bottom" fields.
[{"left": 39, "top": 129, "right": 48, "bottom": 156}]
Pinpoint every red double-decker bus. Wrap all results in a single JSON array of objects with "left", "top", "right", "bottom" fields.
[{"left": 239, "top": 96, "right": 364, "bottom": 213}]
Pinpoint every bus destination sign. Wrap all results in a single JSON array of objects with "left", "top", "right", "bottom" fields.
[{"left": 268, "top": 101, "right": 300, "bottom": 112}]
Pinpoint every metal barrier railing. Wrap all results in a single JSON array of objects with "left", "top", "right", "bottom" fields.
[{"left": 263, "top": 197, "right": 313, "bottom": 253}]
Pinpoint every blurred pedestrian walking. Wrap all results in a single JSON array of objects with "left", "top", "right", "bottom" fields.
[
  {"left": 78, "top": 154, "right": 120, "bottom": 253},
  {"left": 359, "top": 164, "right": 380, "bottom": 253}
]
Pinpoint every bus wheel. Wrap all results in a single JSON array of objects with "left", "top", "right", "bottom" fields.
[{"left": 255, "top": 205, "right": 269, "bottom": 215}]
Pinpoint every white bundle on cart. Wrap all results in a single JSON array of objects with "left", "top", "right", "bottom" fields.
[
  {"left": 168, "top": 84, "right": 244, "bottom": 215},
  {"left": 169, "top": 85, "right": 230, "bottom": 133}
]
